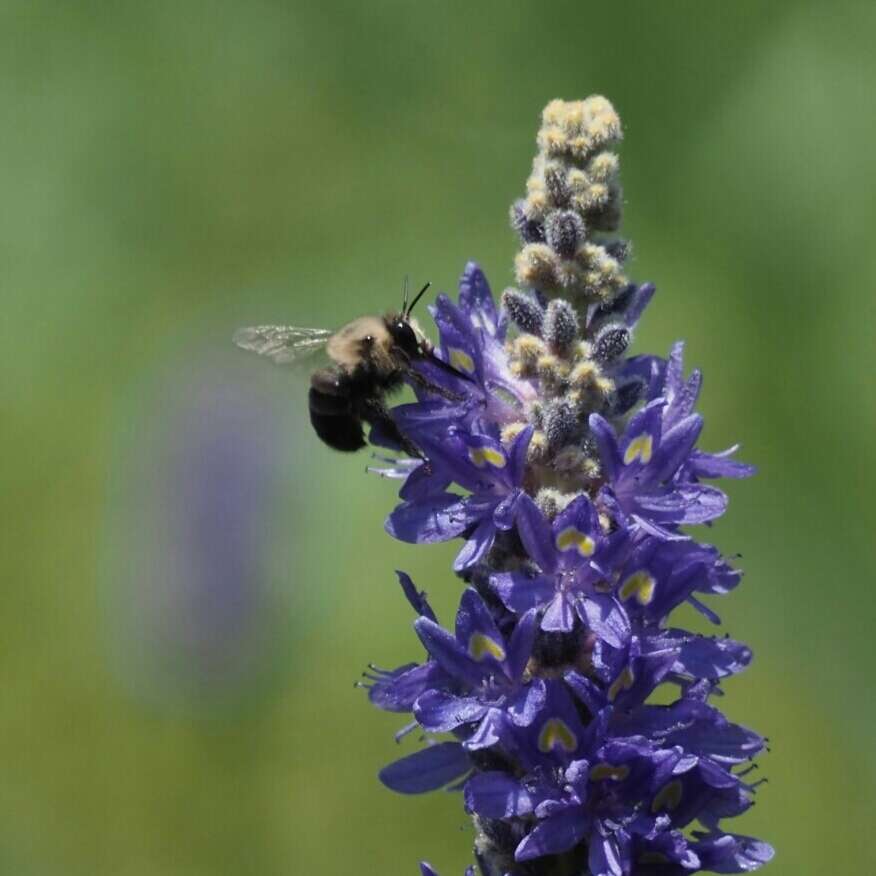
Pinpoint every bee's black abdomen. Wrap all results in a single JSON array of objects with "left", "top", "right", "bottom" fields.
[{"left": 308, "top": 386, "right": 366, "bottom": 452}]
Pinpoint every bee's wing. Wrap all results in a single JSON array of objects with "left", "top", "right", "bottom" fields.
[{"left": 232, "top": 325, "right": 333, "bottom": 368}]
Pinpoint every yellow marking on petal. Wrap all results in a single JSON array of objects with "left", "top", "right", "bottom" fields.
[
  {"left": 608, "top": 666, "right": 635, "bottom": 702},
  {"left": 619, "top": 570, "right": 656, "bottom": 606},
  {"left": 468, "top": 446, "right": 507, "bottom": 469},
  {"left": 469, "top": 633, "right": 506, "bottom": 662},
  {"left": 623, "top": 433, "right": 653, "bottom": 465},
  {"left": 638, "top": 853, "right": 669, "bottom": 864},
  {"left": 651, "top": 779, "right": 683, "bottom": 813},
  {"left": 448, "top": 347, "right": 475, "bottom": 374},
  {"left": 537, "top": 718, "right": 577, "bottom": 753},
  {"left": 589, "top": 762, "right": 630, "bottom": 782},
  {"left": 555, "top": 526, "right": 596, "bottom": 557}
]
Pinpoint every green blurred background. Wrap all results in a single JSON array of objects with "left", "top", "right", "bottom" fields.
[{"left": 3, "top": 1, "right": 874, "bottom": 873}]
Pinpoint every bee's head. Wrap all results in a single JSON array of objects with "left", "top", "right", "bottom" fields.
[
  {"left": 388, "top": 279, "right": 434, "bottom": 358},
  {"left": 387, "top": 313, "right": 422, "bottom": 357}
]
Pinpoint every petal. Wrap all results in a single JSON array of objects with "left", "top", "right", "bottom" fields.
[
  {"left": 650, "top": 414, "right": 703, "bottom": 483},
  {"left": 414, "top": 689, "right": 487, "bottom": 733},
  {"left": 464, "top": 708, "right": 506, "bottom": 750},
  {"left": 663, "top": 341, "right": 686, "bottom": 401},
  {"left": 397, "top": 570, "right": 437, "bottom": 621},
  {"left": 635, "top": 484, "right": 728, "bottom": 525},
  {"left": 611, "top": 649, "right": 678, "bottom": 711},
  {"left": 379, "top": 742, "right": 471, "bottom": 794},
  {"left": 542, "top": 592, "right": 576, "bottom": 632},
  {"left": 414, "top": 617, "right": 484, "bottom": 686},
  {"left": 491, "top": 571, "right": 555, "bottom": 614},
  {"left": 386, "top": 494, "right": 490, "bottom": 543},
  {"left": 453, "top": 517, "right": 496, "bottom": 571},
  {"left": 493, "top": 489, "right": 521, "bottom": 531},
  {"left": 399, "top": 458, "right": 451, "bottom": 501},
  {"left": 630, "top": 513, "right": 689, "bottom": 541},
  {"left": 553, "top": 494, "right": 602, "bottom": 560},
  {"left": 507, "top": 425, "right": 534, "bottom": 487},
  {"left": 588, "top": 828, "right": 629, "bottom": 876},
  {"left": 514, "top": 493, "right": 558, "bottom": 573},
  {"left": 620, "top": 353, "right": 665, "bottom": 401},
  {"left": 635, "top": 830, "right": 700, "bottom": 870},
  {"left": 506, "top": 608, "right": 539, "bottom": 682},
  {"left": 564, "top": 670, "right": 606, "bottom": 715},
  {"left": 515, "top": 808, "right": 588, "bottom": 861},
  {"left": 671, "top": 368, "right": 702, "bottom": 423},
  {"left": 670, "top": 632, "right": 753, "bottom": 679},
  {"left": 432, "top": 294, "right": 484, "bottom": 382},
  {"left": 588, "top": 413, "right": 621, "bottom": 482},
  {"left": 458, "top": 261, "right": 500, "bottom": 337},
  {"left": 464, "top": 771, "right": 534, "bottom": 818},
  {"left": 619, "top": 400, "right": 665, "bottom": 467},
  {"left": 367, "top": 661, "right": 447, "bottom": 712},
  {"left": 577, "top": 594, "right": 631, "bottom": 649},
  {"left": 692, "top": 832, "right": 775, "bottom": 873},
  {"left": 689, "top": 447, "right": 757, "bottom": 479},
  {"left": 668, "top": 712, "right": 766, "bottom": 764},
  {"left": 623, "top": 282, "right": 656, "bottom": 328},
  {"left": 454, "top": 588, "right": 507, "bottom": 666},
  {"left": 507, "top": 677, "right": 547, "bottom": 727}
]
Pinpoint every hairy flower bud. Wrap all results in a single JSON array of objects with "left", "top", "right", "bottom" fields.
[
  {"left": 544, "top": 210, "right": 585, "bottom": 259},
  {"left": 509, "top": 200, "right": 544, "bottom": 244},
  {"left": 592, "top": 323, "right": 630, "bottom": 363},
  {"left": 542, "top": 298, "right": 579, "bottom": 353},
  {"left": 502, "top": 287, "right": 545, "bottom": 335},
  {"left": 543, "top": 399, "right": 578, "bottom": 450}
]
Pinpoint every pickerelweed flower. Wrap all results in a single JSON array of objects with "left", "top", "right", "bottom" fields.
[{"left": 362, "top": 96, "right": 771, "bottom": 874}]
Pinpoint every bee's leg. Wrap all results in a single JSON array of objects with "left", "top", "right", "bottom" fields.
[
  {"left": 361, "top": 398, "right": 432, "bottom": 473},
  {"left": 406, "top": 367, "right": 466, "bottom": 402}
]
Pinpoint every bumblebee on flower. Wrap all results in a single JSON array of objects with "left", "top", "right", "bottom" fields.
[{"left": 239, "top": 94, "right": 773, "bottom": 876}]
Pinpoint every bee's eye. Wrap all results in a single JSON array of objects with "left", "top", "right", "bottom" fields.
[{"left": 391, "top": 321, "right": 420, "bottom": 356}]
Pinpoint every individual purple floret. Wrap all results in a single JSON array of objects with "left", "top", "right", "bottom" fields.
[
  {"left": 491, "top": 492, "right": 630, "bottom": 641},
  {"left": 385, "top": 424, "right": 534, "bottom": 571},
  {"left": 357, "top": 97, "right": 772, "bottom": 875}
]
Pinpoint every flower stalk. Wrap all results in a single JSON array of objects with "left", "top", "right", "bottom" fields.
[{"left": 362, "top": 97, "right": 773, "bottom": 876}]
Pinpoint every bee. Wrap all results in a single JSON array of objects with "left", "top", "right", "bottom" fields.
[{"left": 233, "top": 281, "right": 470, "bottom": 461}]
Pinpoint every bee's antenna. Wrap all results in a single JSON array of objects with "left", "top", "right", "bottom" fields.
[
  {"left": 405, "top": 281, "right": 431, "bottom": 318},
  {"left": 402, "top": 275, "right": 409, "bottom": 313}
]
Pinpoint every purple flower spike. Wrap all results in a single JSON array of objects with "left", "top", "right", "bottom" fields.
[{"left": 346, "top": 97, "right": 771, "bottom": 873}]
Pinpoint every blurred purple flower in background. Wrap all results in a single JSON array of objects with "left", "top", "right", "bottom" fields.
[{"left": 103, "top": 352, "right": 302, "bottom": 710}]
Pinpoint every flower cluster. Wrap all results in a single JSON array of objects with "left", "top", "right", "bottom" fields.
[{"left": 362, "top": 98, "right": 772, "bottom": 875}]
